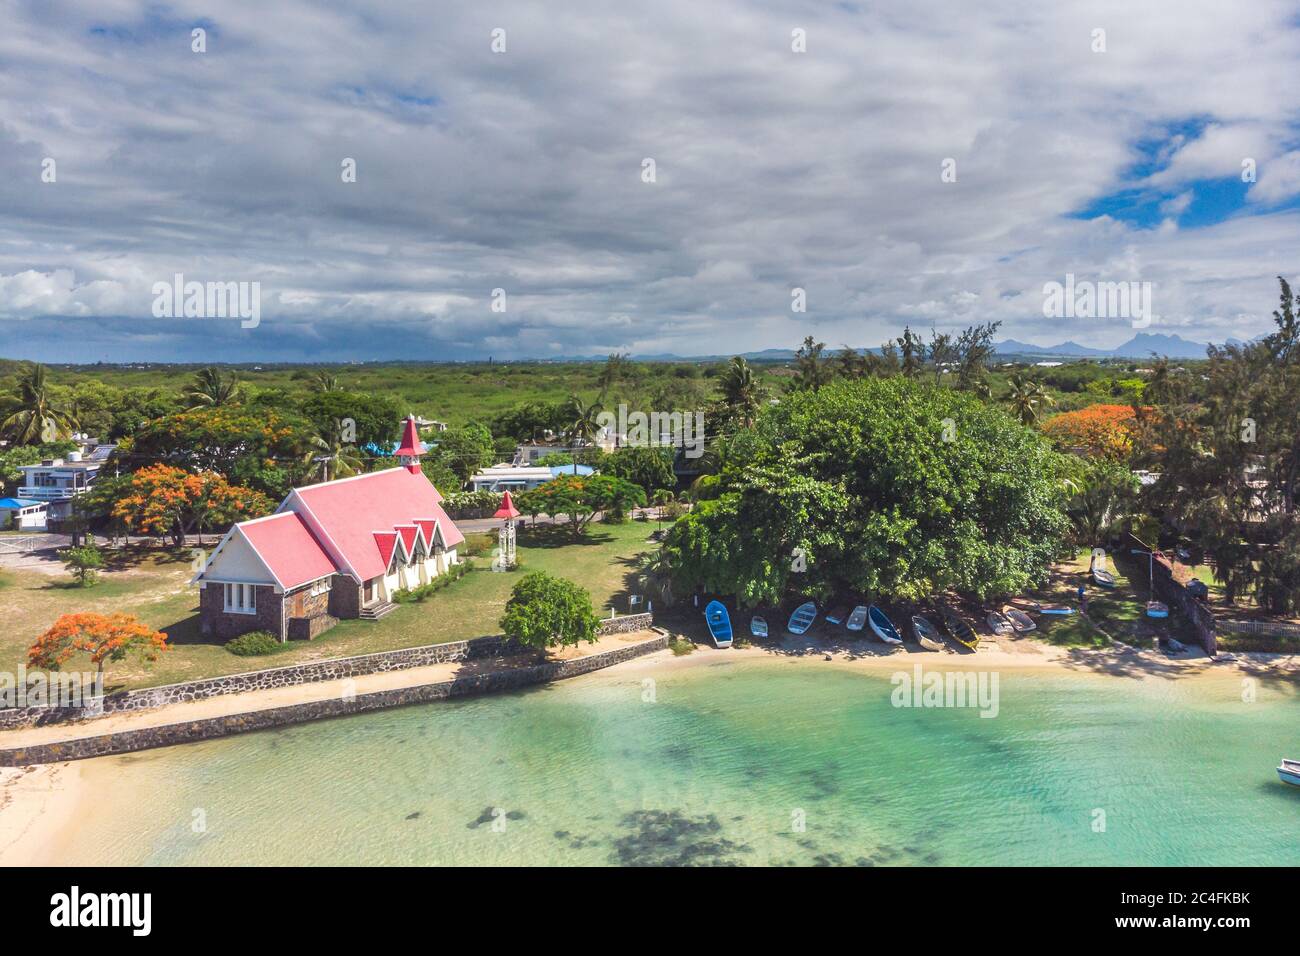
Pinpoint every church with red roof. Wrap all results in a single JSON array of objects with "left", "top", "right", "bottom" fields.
[{"left": 192, "top": 415, "right": 465, "bottom": 642}]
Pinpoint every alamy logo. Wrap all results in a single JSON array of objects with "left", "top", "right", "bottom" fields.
[
  {"left": 890, "top": 664, "right": 1000, "bottom": 718},
  {"left": 0, "top": 667, "right": 102, "bottom": 709},
  {"left": 595, "top": 403, "right": 705, "bottom": 458},
  {"left": 1042, "top": 273, "right": 1154, "bottom": 328},
  {"left": 50, "top": 886, "right": 151, "bottom": 936},
  {"left": 152, "top": 273, "right": 261, "bottom": 328}
]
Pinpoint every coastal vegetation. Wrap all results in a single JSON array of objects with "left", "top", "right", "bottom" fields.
[
  {"left": 666, "top": 377, "right": 1070, "bottom": 606},
  {"left": 2, "top": 281, "right": 1300, "bottom": 677}
]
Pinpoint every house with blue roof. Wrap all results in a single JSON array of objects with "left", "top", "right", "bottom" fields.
[{"left": 0, "top": 498, "right": 49, "bottom": 530}]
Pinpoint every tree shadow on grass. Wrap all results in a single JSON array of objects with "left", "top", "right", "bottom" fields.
[
  {"left": 158, "top": 612, "right": 216, "bottom": 648},
  {"left": 518, "top": 523, "right": 615, "bottom": 549}
]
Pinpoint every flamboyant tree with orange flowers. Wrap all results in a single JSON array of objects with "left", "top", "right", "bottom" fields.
[
  {"left": 29, "top": 612, "right": 169, "bottom": 678},
  {"left": 110, "top": 463, "right": 272, "bottom": 547},
  {"left": 1040, "top": 404, "right": 1146, "bottom": 460}
]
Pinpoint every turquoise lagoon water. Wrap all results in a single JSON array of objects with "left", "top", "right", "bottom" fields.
[{"left": 60, "top": 657, "right": 1300, "bottom": 865}]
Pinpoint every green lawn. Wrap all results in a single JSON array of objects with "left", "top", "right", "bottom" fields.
[{"left": 1, "top": 520, "right": 658, "bottom": 692}]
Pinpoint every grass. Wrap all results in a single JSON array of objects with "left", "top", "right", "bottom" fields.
[
  {"left": 1035, "top": 549, "right": 1204, "bottom": 650},
  {"left": 0, "top": 521, "right": 657, "bottom": 692}
]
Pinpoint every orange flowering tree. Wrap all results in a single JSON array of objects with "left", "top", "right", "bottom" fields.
[
  {"left": 1040, "top": 404, "right": 1145, "bottom": 460},
  {"left": 120, "top": 406, "right": 306, "bottom": 496},
  {"left": 111, "top": 463, "right": 272, "bottom": 547},
  {"left": 516, "top": 474, "right": 645, "bottom": 537},
  {"left": 29, "top": 612, "right": 169, "bottom": 678}
]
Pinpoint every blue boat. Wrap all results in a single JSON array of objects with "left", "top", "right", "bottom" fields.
[
  {"left": 868, "top": 605, "right": 903, "bottom": 645},
  {"left": 1146, "top": 600, "right": 1169, "bottom": 619},
  {"left": 704, "top": 600, "right": 733, "bottom": 648},
  {"left": 1278, "top": 759, "right": 1300, "bottom": 787},
  {"left": 787, "top": 601, "right": 818, "bottom": 635}
]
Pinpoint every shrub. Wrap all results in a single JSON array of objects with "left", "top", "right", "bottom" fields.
[
  {"left": 500, "top": 571, "right": 600, "bottom": 649},
  {"left": 226, "top": 631, "right": 282, "bottom": 656}
]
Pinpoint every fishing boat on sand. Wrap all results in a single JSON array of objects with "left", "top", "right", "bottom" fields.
[
  {"left": 750, "top": 615, "right": 768, "bottom": 639},
  {"left": 987, "top": 610, "right": 1014, "bottom": 635},
  {"left": 1091, "top": 552, "right": 1116, "bottom": 588},
  {"left": 1001, "top": 605, "right": 1037, "bottom": 633},
  {"left": 868, "top": 605, "right": 903, "bottom": 645},
  {"left": 825, "top": 605, "right": 850, "bottom": 626},
  {"left": 846, "top": 605, "right": 868, "bottom": 632},
  {"left": 704, "top": 600, "right": 733, "bottom": 648},
  {"left": 787, "top": 602, "right": 818, "bottom": 635},
  {"left": 911, "top": 614, "right": 945, "bottom": 651},
  {"left": 939, "top": 604, "right": 979, "bottom": 651}
]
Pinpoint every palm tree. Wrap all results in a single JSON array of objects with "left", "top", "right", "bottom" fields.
[
  {"left": 303, "top": 420, "right": 365, "bottom": 482},
  {"left": 1, "top": 363, "right": 76, "bottom": 443},
  {"left": 1004, "top": 374, "right": 1054, "bottom": 426},
  {"left": 307, "top": 370, "right": 343, "bottom": 393},
  {"left": 184, "top": 367, "right": 241, "bottom": 409},
  {"left": 562, "top": 394, "right": 605, "bottom": 474},
  {"left": 718, "top": 356, "right": 762, "bottom": 426},
  {"left": 637, "top": 548, "right": 674, "bottom": 606}
]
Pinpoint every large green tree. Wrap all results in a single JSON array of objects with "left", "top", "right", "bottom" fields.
[
  {"left": 1148, "top": 277, "right": 1300, "bottom": 611},
  {"left": 601, "top": 445, "right": 675, "bottom": 495},
  {"left": 666, "top": 377, "right": 1069, "bottom": 605},
  {"left": 500, "top": 571, "right": 601, "bottom": 650}
]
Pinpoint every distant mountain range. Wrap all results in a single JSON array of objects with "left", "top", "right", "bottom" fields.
[
  {"left": 991, "top": 332, "right": 1232, "bottom": 360},
  {"left": 627, "top": 332, "right": 1249, "bottom": 364}
]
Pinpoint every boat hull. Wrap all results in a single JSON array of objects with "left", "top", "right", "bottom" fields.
[
  {"left": 787, "top": 602, "right": 817, "bottom": 635},
  {"left": 750, "top": 616, "right": 768, "bottom": 639},
  {"left": 704, "top": 600, "right": 733, "bottom": 648},
  {"left": 868, "top": 606, "right": 903, "bottom": 645},
  {"left": 846, "top": 605, "right": 868, "bottom": 632},
  {"left": 1279, "top": 768, "right": 1300, "bottom": 787}
]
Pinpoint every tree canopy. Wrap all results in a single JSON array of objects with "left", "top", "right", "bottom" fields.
[
  {"left": 500, "top": 571, "right": 600, "bottom": 649},
  {"left": 666, "top": 376, "right": 1069, "bottom": 605}
]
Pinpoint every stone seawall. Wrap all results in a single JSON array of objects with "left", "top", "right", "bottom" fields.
[
  {"left": 0, "top": 632, "right": 668, "bottom": 766},
  {"left": 0, "top": 613, "right": 655, "bottom": 730}
]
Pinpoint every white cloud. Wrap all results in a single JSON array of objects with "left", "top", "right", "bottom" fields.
[{"left": 1, "top": 0, "right": 1299, "bottom": 360}]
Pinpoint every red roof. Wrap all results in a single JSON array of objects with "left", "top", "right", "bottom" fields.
[
  {"left": 289, "top": 468, "right": 465, "bottom": 581},
  {"left": 395, "top": 415, "right": 422, "bottom": 458},
  {"left": 414, "top": 518, "right": 439, "bottom": 545},
  {"left": 494, "top": 490, "right": 521, "bottom": 519},
  {"left": 395, "top": 524, "right": 419, "bottom": 555},
  {"left": 240, "top": 512, "right": 337, "bottom": 591},
  {"left": 373, "top": 531, "right": 398, "bottom": 570}
]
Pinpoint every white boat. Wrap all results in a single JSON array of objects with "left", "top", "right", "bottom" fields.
[
  {"left": 846, "top": 605, "right": 868, "bottom": 632},
  {"left": 1001, "top": 605, "right": 1036, "bottom": 633},
  {"left": 1278, "top": 759, "right": 1300, "bottom": 787},
  {"left": 787, "top": 602, "right": 817, "bottom": 635},
  {"left": 750, "top": 615, "right": 768, "bottom": 638},
  {"left": 911, "top": 615, "right": 944, "bottom": 651},
  {"left": 986, "top": 610, "right": 1014, "bottom": 635}
]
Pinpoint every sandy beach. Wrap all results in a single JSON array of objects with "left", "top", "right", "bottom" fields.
[
  {"left": 1, "top": 628, "right": 1295, "bottom": 866},
  {"left": 0, "top": 762, "right": 83, "bottom": 866}
]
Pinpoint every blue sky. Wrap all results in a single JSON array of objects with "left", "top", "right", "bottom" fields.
[{"left": 3, "top": 0, "right": 1300, "bottom": 362}]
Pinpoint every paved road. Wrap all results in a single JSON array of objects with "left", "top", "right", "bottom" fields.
[{"left": 452, "top": 509, "right": 667, "bottom": 535}]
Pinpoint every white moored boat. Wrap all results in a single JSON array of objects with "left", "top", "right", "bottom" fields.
[{"left": 1278, "top": 758, "right": 1300, "bottom": 787}]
